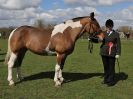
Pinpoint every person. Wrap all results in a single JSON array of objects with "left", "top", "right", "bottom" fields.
[{"left": 90, "top": 19, "right": 121, "bottom": 86}]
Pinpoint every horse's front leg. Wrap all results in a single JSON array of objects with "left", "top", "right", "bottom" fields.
[
  {"left": 54, "top": 54, "right": 66, "bottom": 87},
  {"left": 58, "top": 55, "right": 67, "bottom": 83}
]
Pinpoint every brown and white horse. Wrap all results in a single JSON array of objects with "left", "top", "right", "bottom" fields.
[{"left": 5, "top": 12, "right": 101, "bottom": 86}]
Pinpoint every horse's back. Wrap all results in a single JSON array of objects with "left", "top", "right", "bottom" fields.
[{"left": 10, "top": 26, "right": 52, "bottom": 54}]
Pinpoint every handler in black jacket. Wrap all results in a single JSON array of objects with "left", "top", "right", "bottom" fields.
[
  {"left": 101, "top": 19, "right": 121, "bottom": 86},
  {"left": 90, "top": 19, "right": 121, "bottom": 86}
]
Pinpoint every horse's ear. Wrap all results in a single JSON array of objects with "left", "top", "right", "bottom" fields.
[{"left": 90, "top": 12, "right": 94, "bottom": 20}]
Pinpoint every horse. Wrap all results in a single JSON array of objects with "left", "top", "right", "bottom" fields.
[
  {"left": 5, "top": 12, "right": 102, "bottom": 87},
  {"left": 124, "top": 32, "right": 130, "bottom": 40}
]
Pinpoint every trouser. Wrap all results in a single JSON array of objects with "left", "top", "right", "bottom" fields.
[{"left": 101, "top": 55, "right": 116, "bottom": 82}]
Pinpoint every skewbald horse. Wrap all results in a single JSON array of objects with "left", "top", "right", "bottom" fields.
[{"left": 5, "top": 12, "right": 101, "bottom": 86}]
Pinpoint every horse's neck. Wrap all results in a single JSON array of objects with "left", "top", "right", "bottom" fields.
[{"left": 66, "top": 27, "right": 83, "bottom": 42}]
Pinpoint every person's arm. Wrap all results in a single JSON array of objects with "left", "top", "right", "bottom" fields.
[{"left": 89, "top": 36, "right": 103, "bottom": 43}]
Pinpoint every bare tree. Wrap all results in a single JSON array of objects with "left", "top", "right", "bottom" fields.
[
  {"left": 34, "top": 19, "right": 46, "bottom": 29},
  {"left": 33, "top": 19, "right": 55, "bottom": 29}
]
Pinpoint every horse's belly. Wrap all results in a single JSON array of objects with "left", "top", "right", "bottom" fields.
[
  {"left": 29, "top": 47, "right": 47, "bottom": 55},
  {"left": 26, "top": 41, "right": 48, "bottom": 55}
]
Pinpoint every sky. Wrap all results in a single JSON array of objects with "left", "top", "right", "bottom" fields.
[{"left": 0, "top": 0, "right": 133, "bottom": 28}]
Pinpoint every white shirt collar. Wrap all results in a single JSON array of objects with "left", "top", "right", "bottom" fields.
[{"left": 108, "top": 30, "right": 113, "bottom": 36}]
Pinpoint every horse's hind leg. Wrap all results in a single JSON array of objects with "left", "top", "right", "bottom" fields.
[
  {"left": 16, "top": 49, "right": 27, "bottom": 81},
  {"left": 7, "top": 52, "right": 17, "bottom": 86}
]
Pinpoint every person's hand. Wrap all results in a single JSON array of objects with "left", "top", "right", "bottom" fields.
[
  {"left": 115, "top": 55, "right": 119, "bottom": 59},
  {"left": 88, "top": 38, "right": 91, "bottom": 41}
]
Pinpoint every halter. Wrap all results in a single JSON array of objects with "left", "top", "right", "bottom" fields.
[
  {"left": 87, "top": 20, "right": 100, "bottom": 53},
  {"left": 79, "top": 18, "right": 94, "bottom": 37},
  {"left": 88, "top": 21, "right": 94, "bottom": 53},
  {"left": 78, "top": 18, "right": 100, "bottom": 53}
]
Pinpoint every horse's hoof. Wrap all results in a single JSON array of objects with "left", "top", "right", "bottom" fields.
[
  {"left": 54, "top": 81, "right": 62, "bottom": 87},
  {"left": 55, "top": 84, "right": 61, "bottom": 87},
  {"left": 9, "top": 81, "right": 15, "bottom": 86},
  {"left": 17, "top": 77, "right": 24, "bottom": 81},
  {"left": 59, "top": 78, "right": 64, "bottom": 83}
]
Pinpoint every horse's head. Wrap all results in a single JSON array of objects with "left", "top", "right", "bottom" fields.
[
  {"left": 79, "top": 12, "right": 106, "bottom": 41},
  {"left": 80, "top": 12, "right": 101, "bottom": 37}
]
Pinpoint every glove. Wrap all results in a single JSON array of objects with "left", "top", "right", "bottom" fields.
[
  {"left": 115, "top": 55, "right": 119, "bottom": 59},
  {"left": 88, "top": 38, "right": 91, "bottom": 41}
]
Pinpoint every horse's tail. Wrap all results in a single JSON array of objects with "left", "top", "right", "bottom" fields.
[
  {"left": 4, "top": 41, "right": 11, "bottom": 64},
  {"left": 4, "top": 28, "right": 17, "bottom": 64}
]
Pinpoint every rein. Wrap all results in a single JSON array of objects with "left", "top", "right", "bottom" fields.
[
  {"left": 116, "top": 58, "right": 120, "bottom": 73},
  {"left": 88, "top": 40, "right": 93, "bottom": 53},
  {"left": 80, "top": 19, "right": 98, "bottom": 54}
]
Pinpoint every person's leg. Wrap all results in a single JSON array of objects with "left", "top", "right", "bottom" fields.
[
  {"left": 101, "top": 56, "right": 109, "bottom": 83},
  {"left": 107, "top": 57, "right": 116, "bottom": 86}
]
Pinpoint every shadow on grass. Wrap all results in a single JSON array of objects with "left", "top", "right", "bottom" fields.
[
  {"left": 0, "top": 59, "right": 4, "bottom": 62},
  {"left": 16, "top": 71, "right": 103, "bottom": 85},
  {"left": 0, "top": 52, "right": 6, "bottom": 55},
  {"left": 16, "top": 71, "right": 128, "bottom": 85},
  {"left": 115, "top": 72, "right": 128, "bottom": 83},
  {"left": 0, "top": 52, "right": 6, "bottom": 63}
]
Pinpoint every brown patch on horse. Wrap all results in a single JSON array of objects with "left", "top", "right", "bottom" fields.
[
  {"left": 10, "top": 26, "right": 52, "bottom": 55},
  {"left": 50, "top": 27, "right": 73, "bottom": 54}
]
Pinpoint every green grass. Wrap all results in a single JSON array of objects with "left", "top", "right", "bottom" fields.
[{"left": 0, "top": 39, "right": 133, "bottom": 99}]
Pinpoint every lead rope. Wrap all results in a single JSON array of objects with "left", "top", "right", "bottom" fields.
[
  {"left": 88, "top": 40, "right": 93, "bottom": 53},
  {"left": 87, "top": 20, "right": 94, "bottom": 53},
  {"left": 116, "top": 58, "right": 120, "bottom": 73}
]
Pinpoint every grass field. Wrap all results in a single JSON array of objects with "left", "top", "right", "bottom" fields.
[{"left": 0, "top": 39, "right": 133, "bottom": 99}]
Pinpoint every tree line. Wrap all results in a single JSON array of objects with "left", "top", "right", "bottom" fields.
[{"left": 0, "top": 19, "right": 133, "bottom": 39}]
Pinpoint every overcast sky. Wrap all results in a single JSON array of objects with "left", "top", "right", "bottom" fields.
[{"left": 0, "top": 0, "right": 133, "bottom": 28}]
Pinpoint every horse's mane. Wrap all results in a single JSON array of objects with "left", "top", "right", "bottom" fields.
[
  {"left": 46, "top": 16, "right": 90, "bottom": 34},
  {"left": 72, "top": 16, "right": 89, "bottom": 22},
  {"left": 63, "top": 16, "right": 89, "bottom": 23},
  {"left": 41, "top": 16, "right": 89, "bottom": 31}
]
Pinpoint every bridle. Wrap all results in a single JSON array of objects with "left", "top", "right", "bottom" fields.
[
  {"left": 87, "top": 20, "right": 101, "bottom": 53},
  {"left": 78, "top": 18, "right": 101, "bottom": 53},
  {"left": 79, "top": 18, "right": 95, "bottom": 37}
]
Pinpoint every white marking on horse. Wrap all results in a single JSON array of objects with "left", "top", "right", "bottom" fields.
[
  {"left": 7, "top": 52, "right": 17, "bottom": 85},
  {"left": 45, "top": 20, "right": 82, "bottom": 53},
  {"left": 54, "top": 64, "right": 60, "bottom": 81},
  {"left": 51, "top": 20, "right": 82, "bottom": 37},
  {"left": 54, "top": 64, "right": 62, "bottom": 86}
]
